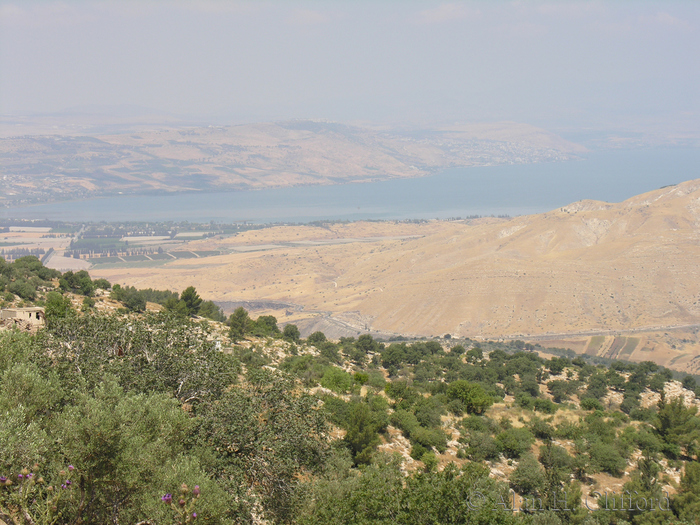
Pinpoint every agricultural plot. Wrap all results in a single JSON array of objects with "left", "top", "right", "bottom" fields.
[
  {"left": 72, "top": 238, "right": 128, "bottom": 251},
  {"left": 169, "top": 251, "right": 198, "bottom": 259},
  {"left": 149, "top": 253, "right": 176, "bottom": 260},
  {"left": 604, "top": 336, "right": 628, "bottom": 359},
  {"left": 89, "top": 256, "right": 124, "bottom": 264},
  {"left": 586, "top": 335, "right": 605, "bottom": 355},
  {"left": 618, "top": 337, "right": 640, "bottom": 359}
]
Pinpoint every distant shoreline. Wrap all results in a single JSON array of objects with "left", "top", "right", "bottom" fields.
[{"left": 1, "top": 148, "right": 698, "bottom": 224}]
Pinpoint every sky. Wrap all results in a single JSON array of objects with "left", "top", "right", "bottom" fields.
[{"left": 1, "top": 1, "right": 699, "bottom": 134}]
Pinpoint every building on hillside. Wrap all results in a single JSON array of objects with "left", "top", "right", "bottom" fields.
[{"left": 0, "top": 307, "right": 45, "bottom": 326}]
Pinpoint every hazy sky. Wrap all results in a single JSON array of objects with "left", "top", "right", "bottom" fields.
[{"left": 1, "top": 1, "right": 698, "bottom": 132}]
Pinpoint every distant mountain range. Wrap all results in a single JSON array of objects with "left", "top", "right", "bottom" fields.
[{"left": 0, "top": 120, "right": 585, "bottom": 207}]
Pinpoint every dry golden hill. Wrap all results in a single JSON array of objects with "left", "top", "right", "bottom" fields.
[{"left": 92, "top": 180, "right": 700, "bottom": 371}]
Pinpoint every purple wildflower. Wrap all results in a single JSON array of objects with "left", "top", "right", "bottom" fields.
[
  {"left": 192, "top": 485, "right": 200, "bottom": 496},
  {"left": 65, "top": 480, "right": 71, "bottom": 486},
  {"left": 18, "top": 474, "right": 23, "bottom": 480},
  {"left": 61, "top": 484, "right": 67, "bottom": 489},
  {"left": 68, "top": 465, "right": 74, "bottom": 471},
  {"left": 161, "top": 494, "right": 172, "bottom": 504},
  {"left": 0, "top": 477, "right": 6, "bottom": 483},
  {"left": 192, "top": 513, "right": 197, "bottom": 519}
]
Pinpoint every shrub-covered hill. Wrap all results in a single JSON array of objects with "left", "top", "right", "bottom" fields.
[
  {"left": 1, "top": 261, "right": 700, "bottom": 524},
  {"left": 0, "top": 255, "right": 227, "bottom": 325}
]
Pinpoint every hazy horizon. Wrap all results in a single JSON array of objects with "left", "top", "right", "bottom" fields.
[{"left": 2, "top": 0, "right": 699, "bottom": 138}]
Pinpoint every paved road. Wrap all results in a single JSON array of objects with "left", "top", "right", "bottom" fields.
[{"left": 502, "top": 323, "right": 700, "bottom": 342}]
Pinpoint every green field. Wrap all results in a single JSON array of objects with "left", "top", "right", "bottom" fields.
[
  {"left": 170, "top": 251, "right": 198, "bottom": 259},
  {"left": 606, "top": 336, "right": 628, "bottom": 359},
  {"left": 618, "top": 337, "right": 640, "bottom": 359},
  {"left": 149, "top": 253, "right": 175, "bottom": 260},
  {"left": 586, "top": 335, "right": 605, "bottom": 354},
  {"left": 88, "top": 256, "right": 124, "bottom": 264},
  {"left": 88, "top": 260, "right": 170, "bottom": 269},
  {"left": 72, "top": 237, "right": 128, "bottom": 250}
]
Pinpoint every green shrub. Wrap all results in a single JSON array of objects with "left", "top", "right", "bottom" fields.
[
  {"left": 410, "top": 443, "right": 428, "bottom": 461},
  {"left": 365, "top": 370, "right": 386, "bottom": 389},
  {"left": 353, "top": 372, "right": 369, "bottom": 385},
  {"left": 92, "top": 278, "right": 111, "bottom": 290},
  {"left": 413, "top": 397, "right": 444, "bottom": 428},
  {"left": 533, "top": 398, "right": 558, "bottom": 414},
  {"left": 589, "top": 442, "right": 626, "bottom": 476},
  {"left": 421, "top": 451, "right": 438, "bottom": 472},
  {"left": 496, "top": 428, "right": 534, "bottom": 459},
  {"left": 320, "top": 367, "right": 353, "bottom": 393},
  {"left": 446, "top": 380, "right": 492, "bottom": 414},
  {"left": 464, "top": 431, "right": 501, "bottom": 461},
  {"left": 234, "top": 347, "right": 270, "bottom": 368},
  {"left": 318, "top": 341, "right": 341, "bottom": 363},
  {"left": 8, "top": 279, "right": 36, "bottom": 300},
  {"left": 282, "top": 324, "right": 301, "bottom": 342},
  {"left": 580, "top": 397, "right": 604, "bottom": 411},
  {"left": 529, "top": 418, "right": 554, "bottom": 440},
  {"left": 343, "top": 402, "right": 382, "bottom": 465},
  {"left": 81, "top": 296, "right": 95, "bottom": 311},
  {"left": 447, "top": 398, "right": 464, "bottom": 416},
  {"left": 509, "top": 454, "right": 545, "bottom": 496},
  {"left": 384, "top": 380, "right": 419, "bottom": 409},
  {"left": 462, "top": 415, "right": 499, "bottom": 435},
  {"left": 410, "top": 426, "right": 448, "bottom": 453},
  {"left": 199, "top": 300, "right": 226, "bottom": 322},
  {"left": 516, "top": 392, "right": 534, "bottom": 410}
]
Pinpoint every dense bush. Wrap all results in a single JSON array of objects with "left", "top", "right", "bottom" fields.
[
  {"left": 496, "top": 428, "right": 535, "bottom": 459},
  {"left": 320, "top": 366, "right": 353, "bottom": 393},
  {"left": 446, "top": 380, "right": 492, "bottom": 414}
]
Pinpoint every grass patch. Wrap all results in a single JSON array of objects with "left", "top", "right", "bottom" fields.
[
  {"left": 606, "top": 337, "right": 628, "bottom": 359},
  {"left": 170, "top": 251, "right": 198, "bottom": 259},
  {"left": 72, "top": 238, "right": 128, "bottom": 250},
  {"left": 149, "top": 253, "right": 176, "bottom": 260},
  {"left": 618, "top": 337, "right": 639, "bottom": 359},
  {"left": 587, "top": 336, "right": 605, "bottom": 355},
  {"left": 667, "top": 354, "right": 686, "bottom": 367},
  {"left": 88, "top": 256, "right": 123, "bottom": 264},
  {"left": 88, "top": 260, "right": 170, "bottom": 270},
  {"left": 122, "top": 255, "right": 149, "bottom": 262}
]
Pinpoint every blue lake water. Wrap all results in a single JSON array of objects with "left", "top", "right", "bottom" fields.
[{"left": 3, "top": 148, "right": 699, "bottom": 223}]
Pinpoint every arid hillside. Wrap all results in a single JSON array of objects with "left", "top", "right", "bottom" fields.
[
  {"left": 92, "top": 179, "right": 700, "bottom": 372},
  {"left": 0, "top": 120, "right": 583, "bottom": 206}
]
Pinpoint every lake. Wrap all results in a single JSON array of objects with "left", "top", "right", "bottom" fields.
[{"left": 2, "top": 148, "right": 699, "bottom": 223}]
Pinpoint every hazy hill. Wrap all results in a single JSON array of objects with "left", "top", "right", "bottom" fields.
[
  {"left": 352, "top": 180, "right": 700, "bottom": 338},
  {"left": 0, "top": 120, "right": 583, "bottom": 206}
]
